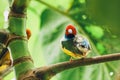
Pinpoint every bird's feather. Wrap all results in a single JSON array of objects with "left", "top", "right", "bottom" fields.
[{"left": 61, "top": 35, "right": 91, "bottom": 58}]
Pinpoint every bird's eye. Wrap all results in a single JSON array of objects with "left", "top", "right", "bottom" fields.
[{"left": 68, "top": 29, "right": 73, "bottom": 34}]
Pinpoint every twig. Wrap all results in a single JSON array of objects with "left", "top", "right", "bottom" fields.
[{"left": 32, "top": 53, "right": 120, "bottom": 80}]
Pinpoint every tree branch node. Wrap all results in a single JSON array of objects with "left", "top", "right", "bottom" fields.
[
  {"left": 8, "top": 10, "right": 27, "bottom": 18},
  {"left": 13, "top": 56, "right": 33, "bottom": 66}
]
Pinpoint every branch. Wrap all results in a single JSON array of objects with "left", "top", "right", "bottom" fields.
[
  {"left": 9, "top": 0, "right": 31, "bottom": 18},
  {"left": 21, "top": 53, "right": 120, "bottom": 80},
  {"left": 8, "top": 0, "right": 34, "bottom": 79},
  {"left": 0, "top": 30, "right": 120, "bottom": 80},
  {"left": 46, "top": 53, "right": 120, "bottom": 74}
]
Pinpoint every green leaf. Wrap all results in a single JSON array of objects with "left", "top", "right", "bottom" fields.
[
  {"left": 27, "top": 0, "right": 47, "bottom": 67},
  {"left": 2, "top": 0, "right": 120, "bottom": 80},
  {"left": 96, "top": 43, "right": 105, "bottom": 54},
  {"left": 39, "top": 8, "right": 119, "bottom": 80},
  {"left": 42, "top": 0, "right": 73, "bottom": 11},
  {"left": 3, "top": 71, "right": 15, "bottom": 80},
  {"left": 86, "top": 0, "right": 120, "bottom": 36},
  {"left": 85, "top": 25, "right": 104, "bottom": 39},
  {"left": 39, "top": 9, "right": 72, "bottom": 64},
  {"left": 0, "top": 0, "right": 8, "bottom": 28}
]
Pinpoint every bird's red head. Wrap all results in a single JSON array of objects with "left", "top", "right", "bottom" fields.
[
  {"left": 65, "top": 25, "right": 77, "bottom": 39},
  {"left": 65, "top": 25, "right": 77, "bottom": 35}
]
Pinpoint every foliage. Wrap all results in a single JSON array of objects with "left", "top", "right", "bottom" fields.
[
  {"left": 0, "top": 0, "right": 120, "bottom": 80},
  {"left": 0, "top": 0, "right": 8, "bottom": 29},
  {"left": 86, "top": 0, "right": 120, "bottom": 36}
]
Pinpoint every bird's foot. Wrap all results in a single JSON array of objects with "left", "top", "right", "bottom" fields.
[{"left": 69, "top": 57, "right": 73, "bottom": 62}]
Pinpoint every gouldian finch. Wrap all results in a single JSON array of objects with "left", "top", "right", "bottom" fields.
[
  {"left": 0, "top": 47, "right": 11, "bottom": 73},
  {"left": 61, "top": 25, "right": 91, "bottom": 59},
  {"left": 0, "top": 29, "right": 31, "bottom": 74}
]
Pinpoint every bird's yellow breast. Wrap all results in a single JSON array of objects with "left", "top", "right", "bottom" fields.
[{"left": 62, "top": 47, "right": 84, "bottom": 59}]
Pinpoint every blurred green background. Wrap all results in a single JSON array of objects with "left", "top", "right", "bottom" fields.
[{"left": 0, "top": 0, "right": 120, "bottom": 80}]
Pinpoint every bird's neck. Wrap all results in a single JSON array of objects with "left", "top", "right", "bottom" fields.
[{"left": 65, "top": 34, "right": 75, "bottom": 40}]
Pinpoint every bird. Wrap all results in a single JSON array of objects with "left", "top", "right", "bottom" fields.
[
  {"left": 0, "top": 28, "right": 31, "bottom": 73},
  {"left": 61, "top": 24, "right": 91, "bottom": 60}
]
